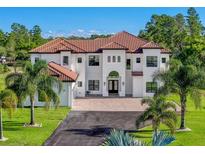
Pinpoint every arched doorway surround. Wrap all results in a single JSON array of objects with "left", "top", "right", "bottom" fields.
[{"left": 107, "top": 71, "right": 120, "bottom": 94}]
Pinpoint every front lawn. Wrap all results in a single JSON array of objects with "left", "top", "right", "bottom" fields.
[
  {"left": 0, "top": 107, "right": 70, "bottom": 146},
  {"left": 131, "top": 92, "right": 205, "bottom": 146}
]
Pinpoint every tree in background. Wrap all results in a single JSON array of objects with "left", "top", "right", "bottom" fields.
[
  {"left": 138, "top": 7, "right": 205, "bottom": 52},
  {"left": 30, "top": 25, "right": 45, "bottom": 49},
  {"left": 0, "top": 30, "right": 6, "bottom": 47},
  {"left": 187, "top": 7, "right": 205, "bottom": 37}
]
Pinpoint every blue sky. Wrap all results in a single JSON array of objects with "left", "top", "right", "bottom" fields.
[{"left": 0, "top": 7, "right": 205, "bottom": 38}]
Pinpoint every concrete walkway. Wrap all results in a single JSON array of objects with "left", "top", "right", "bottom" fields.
[{"left": 44, "top": 111, "right": 148, "bottom": 146}]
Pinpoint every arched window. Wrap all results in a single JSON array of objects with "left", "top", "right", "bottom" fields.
[{"left": 108, "top": 71, "right": 119, "bottom": 78}]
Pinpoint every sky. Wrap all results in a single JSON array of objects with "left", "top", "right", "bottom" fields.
[{"left": 0, "top": 7, "right": 205, "bottom": 38}]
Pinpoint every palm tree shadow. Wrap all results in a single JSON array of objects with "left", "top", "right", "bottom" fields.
[{"left": 3, "top": 121, "right": 24, "bottom": 131}]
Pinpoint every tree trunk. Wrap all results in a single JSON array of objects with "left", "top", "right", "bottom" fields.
[
  {"left": 0, "top": 107, "right": 3, "bottom": 140},
  {"left": 180, "top": 93, "right": 186, "bottom": 129},
  {"left": 30, "top": 97, "right": 35, "bottom": 125}
]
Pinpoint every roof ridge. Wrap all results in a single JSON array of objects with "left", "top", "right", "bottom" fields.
[
  {"left": 64, "top": 39, "right": 87, "bottom": 52},
  {"left": 31, "top": 38, "right": 65, "bottom": 52},
  {"left": 109, "top": 31, "right": 149, "bottom": 43},
  {"left": 100, "top": 41, "right": 127, "bottom": 49}
]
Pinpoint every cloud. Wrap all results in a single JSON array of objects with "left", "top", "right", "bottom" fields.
[
  {"left": 42, "top": 29, "right": 114, "bottom": 38},
  {"left": 77, "top": 29, "right": 85, "bottom": 33}
]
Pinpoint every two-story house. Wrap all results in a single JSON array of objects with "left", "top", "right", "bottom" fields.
[{"left": 30, "top": 31, "right": 170, "bottom": 106}]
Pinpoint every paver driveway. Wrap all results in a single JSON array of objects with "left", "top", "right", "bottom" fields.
[
  {"left": 72, "top": 97, "right": 147, "bottom": 111},
  {"left": 44, "top": 111, "right": 149, "bottom": 146}
]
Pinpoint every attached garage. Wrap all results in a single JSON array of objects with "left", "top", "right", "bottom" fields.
[{"left": 24, "top": 62, "right": 78, "bottom": 107}]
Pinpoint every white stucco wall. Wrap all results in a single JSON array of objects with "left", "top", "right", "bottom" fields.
[
  {"left": 30, "top": 53, "right": 61, "bottom": 64},
  {"left": 132, "top": 54, "right": 143, "bottom": 71},
  {"left": 30, "top": 49, "right": 170, "bottom": 100},
  {"left": 23, "top": 82, "right": 73, "bottom": 107},
  {"left": 142, "top": 49, "right": 169, "bottom": 97},
  {"left": 125, "top": 53, "right": 133, "bottom": 95},
  {"left": 72, "top": 54, "right": 86, "bottom": 97},
  {"left": 132, "top": 76, "right": 143, "bottom": 97},
  {"left": 86, "top": 53, "right": 102, "bottom": 95},
  {"left": 102, "top": 50, "right": 126, "bottom": 96}
]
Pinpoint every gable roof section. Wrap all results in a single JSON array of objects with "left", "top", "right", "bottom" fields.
[
  {"left": 99, "top": 41, "right": 128, "bottom": 50},
  {"left": 48, "top": 62, "right": 78, "bottom": 82},
  {"left": 140, "top": 41, "right": 162, "bottom": 49},
  {"left": 31, "top": 31, "right": 170, "bottom": 54},
  {"left": 32, "top": 38, "right": 85, "bottom": 53}
]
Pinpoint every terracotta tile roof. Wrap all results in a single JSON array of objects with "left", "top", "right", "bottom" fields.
[
  {"left": 132, "top": 71, "right": 143, "bottom": 76},
  {"left": 31, "top": 31, "right": 170, "bottom": 54},
  {"left": 32, "top": 38, "right": 85, "bottom": 53},
  {"left": 140, "top": 41, "right": 162, "bottom": 49},
  {"left": 99, "top": 42, "right": 128, "bottom": 50},
  {"left": 48, "top": 62, "right": 78, "bottom": 82}
]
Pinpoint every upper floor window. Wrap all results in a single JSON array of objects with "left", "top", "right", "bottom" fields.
[
  {"left": 146, "top": 82, "right": 157, "bottom": 93},
  {"left": 77, "top": 57, "right": 82, "bottom": 63},
  {"left": 117, "top": 56, "right": 121, "bottom": 62},
  {"left": 126, "top": 59, "right": 131, "bottom": 70},
  {"left": 162, "top": 57, "right": 166, "bottom": 63},
  {"left": 89, "top": 55, "right": 99, "bottom": 66},
  {"left": 88, "top": 80, "right": 99, "bottom": 91},
  {"left": 63, "top": 56, "right": 69, "bottom": 65},
  {"left": 136, "top": 57, "right": 141, "bottom": 63},
  {"left": 146, "top": 56, "right": 157, "bottom": 67},
  {"left": 78, "top": 81, "right": 82, "bottom": 87},
  {"left": 107, "top": 56, "right": 111, "bottom": 63},
  {"left": 112, "top": 56, "right": 116, "bottom": 62},
  {"left": 35, "top": 57, "right": 39, "bottom": 63}
]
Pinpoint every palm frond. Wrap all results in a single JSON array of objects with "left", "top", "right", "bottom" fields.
[
  {"left": 152, "top": 131, "right": 175, "bottom": 146},
  {"left": 189, "top": 88, "right": 202, "bottom": 109},
  {"left": 0, "top": 89, "right": 18, "bottom": 118},
  {"left": 103, "top": 129, "right": 147, "bottom": 146},
  {"left": 162, "top": 119, "right": 176, "bottom": 134},
  {"left": 161, "top": 101, "right": 176, "bottom": 111},
  {"left": 141, "top": 97, "right": 154, "bottom": 106}
]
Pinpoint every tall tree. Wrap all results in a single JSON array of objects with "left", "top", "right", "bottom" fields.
[
  {"left": 187, "top": 7, "right": 205, "bottom": 37},
  {"left": 0, "top": 30, "right": 6, "bottom": 47},
  {"left": 5, "top": 60, "right": 62, "bottom": 126},
  {"left": 138, "top": 14, "right": 183, "bottom": 51},
  {"left": 30, "top": 25, "right": 44, "bottom": 48},
  {"left": 10, "top": 23, "right": 30, "bottom": 50},
  {"left": 154, "top": 59, "right": 205, "bottom": 129}
]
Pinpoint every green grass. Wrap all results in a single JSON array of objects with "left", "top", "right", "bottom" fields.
[
  {"left": 0, "top": 107, "right": 70, "bottom": 146},
  {"left": 0, "top": 67, "right": 70, "bottom": 146},
  {"left": 131, "top": 92, "right": 205, "bottom": 146}
]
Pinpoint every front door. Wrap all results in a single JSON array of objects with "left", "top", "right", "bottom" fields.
[{"left": 108, "top": 80, "right": 118, "bottom": 94}]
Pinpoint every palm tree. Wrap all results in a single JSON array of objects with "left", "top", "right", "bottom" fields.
[
  {"left": 5, "top": 60, "right": 62, "bottom": 126},
  {"left": 0, "top": 89, "right": 18, "bottom": 141},
  {"left": 154, "top": 59, "right": 205, "bottom": 130},
  {"left": 136, "top": 96, "right": 177, "bottom": 134},
  {"left": 103, "top": 129, "right": 175, "bottom": 146}
]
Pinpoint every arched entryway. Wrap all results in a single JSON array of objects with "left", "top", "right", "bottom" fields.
[{"left": 108, "top": 71, "right": 119, "bottom": 94}]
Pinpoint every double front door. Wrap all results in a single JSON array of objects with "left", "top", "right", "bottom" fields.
[{"left": 108, "top": 80, "right": 118, "bottom": 94}]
